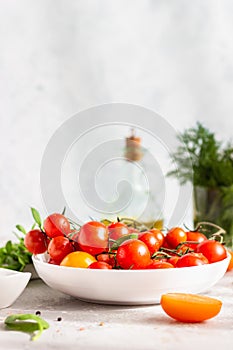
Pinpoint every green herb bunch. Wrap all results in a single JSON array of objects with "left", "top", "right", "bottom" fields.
[
  {"left": 0, "top": 208, "right": 43, "bottom": 271},
  {"left": 0, "top": 237, "right": 32, "bottom": 271},
  {"left": 168, "top": 122, "right": 233, "bottom": 244},
  {"left": 168, "top": 122, "right": 233, "bottom": 187}
]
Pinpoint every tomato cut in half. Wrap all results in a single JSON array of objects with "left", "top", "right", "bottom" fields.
[
  {"left": 227, "top": 250, "right": 233, "bottom": 271},
  {"left": 160, "top": 293, "right": 222, "bottom": 323}
]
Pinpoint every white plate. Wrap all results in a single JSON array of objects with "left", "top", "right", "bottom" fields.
[
  {"left": 32, "top": 253, "right": 230, "bottom": 305},
  {"left": 0, "top": 268, "right": 31, "bottom": 308}
]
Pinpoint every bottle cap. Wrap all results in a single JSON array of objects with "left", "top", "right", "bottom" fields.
[{"left": 125, "top": 129, "right": 143, "bottom": 161}]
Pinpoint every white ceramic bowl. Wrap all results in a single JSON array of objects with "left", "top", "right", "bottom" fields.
[
  {"left": 0, "top": 268, "right": 31, "bottom": 309},
  {"left": 32, "top": 253, "right": 230, "bottom": 305}
]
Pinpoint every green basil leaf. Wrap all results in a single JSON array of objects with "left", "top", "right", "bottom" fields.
[
  {"left": 16, "top": 225, "right": 27, "bottom": 235},
  {"left": 6, "top": 321, "right": 40, "bottom": 333},
  {"left": 18, "top": 256, "right": 26, "bottom": 266},
  {"left": 5, "top": 314, "right": 49, "bottom": 341},
  {"left": 31, "top": 208, "right": 42, "bottom": 228},
  {"left": 31, "top": 223, "right": 36, "bottom": 230},
  {"left": 5, "top": 241, "right": 12, "bottom": 254}
]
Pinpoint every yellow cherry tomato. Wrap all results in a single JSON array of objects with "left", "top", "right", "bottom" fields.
[{"left": 60, "top": 251, "right": 96, "bottom": 268}]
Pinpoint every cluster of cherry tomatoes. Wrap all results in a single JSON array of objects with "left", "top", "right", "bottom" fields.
[{"left": 24, "top": 212, "right": 229, "bottom": 270}]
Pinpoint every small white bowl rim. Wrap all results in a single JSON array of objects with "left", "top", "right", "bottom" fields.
[{"left": 0, "top": 267, "right": 31, "bottom": 278}]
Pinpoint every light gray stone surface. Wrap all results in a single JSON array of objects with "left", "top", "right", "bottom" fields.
[{"left": 0, "top": 272, "right": 233, "bottom": 350}]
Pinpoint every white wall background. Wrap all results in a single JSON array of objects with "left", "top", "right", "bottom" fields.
[{"left": 1, "top": 0, "right": 233, "bottom": 240}]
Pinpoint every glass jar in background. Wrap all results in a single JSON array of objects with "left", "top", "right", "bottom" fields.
[{"left": 194, "top": 185, "right": 233, "bottom": 247}]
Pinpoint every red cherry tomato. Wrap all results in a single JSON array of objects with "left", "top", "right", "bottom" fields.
[
  {"left": 138, "top": 231, "right": 160, "bottom": 255},
  {"left": 146, "top": 260, "right": 174, "bottom": 269},
  {"left": 48, "top": 257, "right": 58, "bottom": 265},
  {"left": 108, "top": 222, "right": 129, "bottom": 240},
  {"left": 176, "top": 253, "right": 209, "bottom": 268},
  {"left": 128, "top": 227, "right": 139, "bottom": 234},
  {"left": 68, "top": 230, "right": 81, "bottom": 251},
  {"left": 24, "top": 229, "right": 48, "bottom": 254},
  {"left": 165, "top": 227, "right": 187, "bottom": 249},
  {"left": 48, "top": 236, "right": 74, "bottom": 264},
  {"left": 149, "top": 229, "right": 165, "bottom": 248},
  {"left": 88, "top": 261, "right": 112, "bottom": 269},
  {"left": 78, "top": 221, "right": 109, "bottom": 256},
  {"left": 185, "top": 231, "right": 207, "bottom": 251},
  {"left": 44, "top": 213, "right": 70, "bottom": 238},
  {"left": 161, "top": 239, "right": 172, "bottom": 249},
  {"left": 68, "top": 230, "right": 79, "bottom": 242},
  {"left": 168, "top": 256, "right": 179, "bottom": 267},
  {"left": 196, "top": 240, "right": 227, "bottom": 263},
  {"left": 116, "top": 239, "right": 151, "bottom": 269},
  {"left": 176, "top": 244, "right": 192, "bottom": 255},
  {"left": 96, "top": 253, "right": 116, "bottom": 268}
]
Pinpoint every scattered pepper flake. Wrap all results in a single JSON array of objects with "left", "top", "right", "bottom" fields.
[{"left": 79, "top": 327, "right": 85, "bottom": 331}]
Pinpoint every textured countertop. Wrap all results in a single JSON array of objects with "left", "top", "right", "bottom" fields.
[{"left": 0, "top": 272, "right": 233, "bottom": 350}]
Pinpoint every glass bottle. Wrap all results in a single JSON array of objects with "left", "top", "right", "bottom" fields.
[{"left": 119, "top": 129, "right": 164, "bottom": 230}]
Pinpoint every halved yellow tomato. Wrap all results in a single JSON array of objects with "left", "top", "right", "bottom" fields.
[
  {"left": 160, "top": 293, "right": 222, "bottom": 323},
  {"left": 60, "top": 251, "right": 96, "bottom": 268},
  {"left": 227, "top": 250, "right": 233, "bottom": 271}
]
